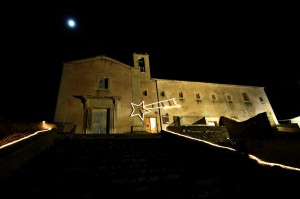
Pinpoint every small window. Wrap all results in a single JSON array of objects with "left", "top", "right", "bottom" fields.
[
  {"left": 161, "top": 91, "right": 165, "bottom": 97},
  {"left": 98, "top": 77, "right": 109, "bottom": 90},
  {"left": 211, "top": 94, "right": 217, "bottom": 101},
  {"left": 259, "top": 97, "right": 264, "bottom": 102},
  {"left": 226, "top": 94, "right": 233, "bottom": 102},
  {"left": 162, "top": 115, "right": 170, "bottom": 124},
  {"left": 242, "top": 92, "right": 250, "bottom": 102},
  {"left": 179, "top": 92, "right": 184, "bottom": 98},
  {"left": 142, "top": 90, "right": 148, "bottom": 96},
  {"left": 195, "top": 93, "right": 201, "bottom": 103},
  {"left": 138, "top": 58, "right": 145, "bottom": 72}
]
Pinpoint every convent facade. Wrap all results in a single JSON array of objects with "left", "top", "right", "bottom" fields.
[{"left": 54, "top": 53, "right": 278, "bottom": 134}]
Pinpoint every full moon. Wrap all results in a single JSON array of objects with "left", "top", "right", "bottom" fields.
[{"left": 66, "top": 18, "right": 76, "bottom": 29}]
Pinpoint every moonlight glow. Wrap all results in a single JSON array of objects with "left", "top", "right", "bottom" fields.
[{"left": 67, "top": 18, "right": 76, "bottom": 29}]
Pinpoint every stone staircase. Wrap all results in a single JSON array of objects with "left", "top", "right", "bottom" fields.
[{"left": 1, "top": 131, "right": 300, "bottom": 198}]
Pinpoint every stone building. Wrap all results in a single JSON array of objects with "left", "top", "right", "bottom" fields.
[{"left": 54, "top": 53, "right": 278, "bottom": 134}]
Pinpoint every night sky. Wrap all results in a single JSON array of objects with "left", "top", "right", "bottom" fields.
[{"left": 1, "top": 3, "right": 299, "bottom": 122}]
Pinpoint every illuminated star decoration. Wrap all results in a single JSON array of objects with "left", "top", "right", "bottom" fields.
[
  {"left": 130, "top": 98, "right": 181, "bottom": 121},
  {"left": 130, "top": 101, "right": 151, "bottom": 121}
]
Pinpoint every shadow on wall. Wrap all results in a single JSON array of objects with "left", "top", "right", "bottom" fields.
[
  {"left": 165, "top": 112, "right": 277, "bottom": 147},
  {"left": 219, "top": 112, "right": 300, "bottom": 168},
  {"left": 219, "top": 112, "right": 277, "bottom": 140},
  {"left": 166, "top": 112, "right": 300, "bottom": 168}
]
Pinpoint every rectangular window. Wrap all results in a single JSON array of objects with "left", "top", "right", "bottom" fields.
[
  {"left": 161, "top": 91, "right": 165, "bottom": 97},
  {"left": 226, "top": 94, "right": 233, "bottom": 102},
  {"left": 211, "top": 94, "right": 217, "bottom": 101},
  {"left": 242, "top": 92, "right": 250, "bottom": 102},
  {"left": 138, "top": 58, "right": 145, "bottom": 72},
  {"left": 162, "top": 115, "right": 170, "bottom": 124},
  {"left": 98, "top": 77, "right": 109, "bottom": 90},
  {"left": 179, "top": 92, "right": 184, "bottom": 98},
  {"left": 143, "top": 90, "right": 148, "bottom": 96},
  {"left": 195, "top": 93, "right": 201, "bottom": 103}
]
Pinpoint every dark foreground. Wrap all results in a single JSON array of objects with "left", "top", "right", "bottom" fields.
[{"left": 1, "top": 131, "right": 300, "bottom": 199}]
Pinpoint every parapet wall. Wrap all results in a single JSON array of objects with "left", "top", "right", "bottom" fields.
[
  {"left": 166, "top": 125, "right": 229, "bottom": 144},
  {"left": 0, "top": 129, "right": 57, "bottom": 178}
]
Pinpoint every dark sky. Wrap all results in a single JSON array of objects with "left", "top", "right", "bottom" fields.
[{"left": 1, "top": 3, "right": 299, "bottom": 122}]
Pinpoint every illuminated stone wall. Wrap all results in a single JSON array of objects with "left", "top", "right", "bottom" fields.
[
  {"left": 155, "top": 79, "right": 278, "bottom": 130},
  {"left": 54, "top": 56, "right": 134, "bottom": 133},
  {"left": 54, "top": 53, "right": 278, "bottom": 134}
]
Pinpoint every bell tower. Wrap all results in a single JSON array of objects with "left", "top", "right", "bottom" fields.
[
  {"left": 133, "top": 52, "right": 151, "bottom": 80},
  {"left": 131, "top": 53, "right": 153, "bottom": 130}
]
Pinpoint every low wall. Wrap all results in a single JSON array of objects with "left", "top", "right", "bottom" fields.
[
  {"left": 0, "top": 129, "right": 57, "bottom": 178},
  {"left": 166, "top": 125, "right": 229, "bottom": 144}
]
